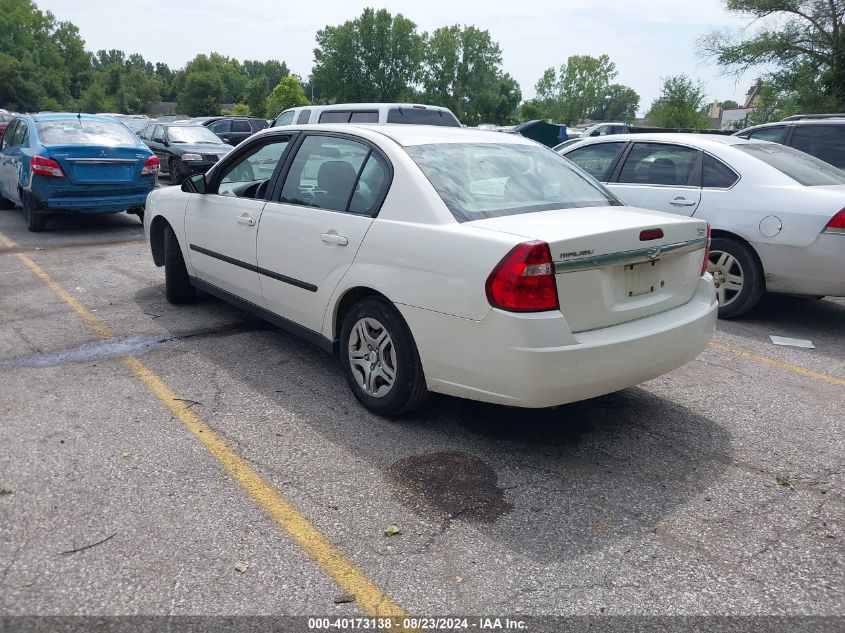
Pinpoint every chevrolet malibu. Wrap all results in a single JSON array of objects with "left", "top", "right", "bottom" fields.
[
  {"left": 0, "top": 113, "right": 160, "bottom": 231},
  {"left": 144, "top": 125, "right": 717, "bottom": 415}
]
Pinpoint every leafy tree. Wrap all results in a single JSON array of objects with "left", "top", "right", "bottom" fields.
[
  {"left": 181, "top": 53, "right": 246, "bottom": 104},
  {"left": 518, "top": 99, "right": 547, "bottom": 121},
  {"left": 266, "top": 75, "right": 310, "bottom": 117},
  {"left": 312, "top": 8, "right": 424, "bottom": 102},
  {"left": 719, "top": 99, "right": 740, "bottom": 109},
  {"left": 646, "top": 75, "right": 710, "bottom": 128},
  {"left": 701, "top": 0, "right": 845, "bottom": 112},
  {"left": 589, "top": 83, "right": 640, "bottom": 122},
  {"left": 177, "top": 71, "right": 225, "bottom": 116},
  {"left": 420, "top": 25, "right": 519, "bottom": 125},
  {"left": 224, "top": 103, "right": 252, "bottom": 116},
  {"left": 534, "top": 54, "right": 618, "bottom": 124}
]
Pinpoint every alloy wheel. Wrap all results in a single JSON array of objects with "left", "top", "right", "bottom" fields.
[
  {"left": 347, "top": 317, "right": 397, "bottom": 398},
  {"left": 708, "top": 249, "right": 744, "bottom": 307}
]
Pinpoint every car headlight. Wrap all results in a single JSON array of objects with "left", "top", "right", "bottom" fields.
[{"left": 182, "top": 153, "right": 203, "bottom": 161}]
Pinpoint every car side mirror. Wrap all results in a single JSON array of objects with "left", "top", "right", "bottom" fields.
[{"left": 182, "top": 174, "right": 206, "bottom": 194}]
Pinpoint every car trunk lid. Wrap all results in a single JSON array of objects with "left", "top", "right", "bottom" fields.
[
  {"left": 44, "top": 145, "right": 147, "bottom": 184},
  {"left": 467, "top": 206, "right": 709, "bottom": 332}
]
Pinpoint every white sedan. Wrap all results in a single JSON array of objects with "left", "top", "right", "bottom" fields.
[
  {"left": 560, "top": 134, "right": 845, "bottom": 317},
  {"left": 145, "top": 124, "right": 717, "bottom": 415}
]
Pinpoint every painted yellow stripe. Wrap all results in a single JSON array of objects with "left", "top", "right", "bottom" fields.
[
  {"left": 709, "top": 342, "right": 845, "bottom": 388},
  {"left": 1, "top": 231, "right": 409, "bottom": 622}
]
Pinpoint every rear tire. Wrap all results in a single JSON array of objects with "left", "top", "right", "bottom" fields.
[
  {"left": 163, "top": 224, "right": 195, "bottom": 304},
  {"left": 0, "top": 194, "right": 13, "bottom": 210},
  {"left": 339, "top": 297, "right": 429, "bottom": 416},
  {"left": 22, "top": 193, "right": 46, "bottom": 232},
  {"left": 708, "top": 237, "right": 765, "bottom": 318}
]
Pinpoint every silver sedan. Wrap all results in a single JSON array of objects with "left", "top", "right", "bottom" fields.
[{"left": 560, "top": 134, "right": 845, "bottom": 317}]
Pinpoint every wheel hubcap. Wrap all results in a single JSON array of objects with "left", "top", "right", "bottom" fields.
[
  {"left": 707, "top": 250, "right": 744, "bottom": 307},
  {"left": 348, "top": 318, "right": 397, "bottom": 398}
]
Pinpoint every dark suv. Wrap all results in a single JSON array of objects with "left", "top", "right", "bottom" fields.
[
  {"left": 192, "top": 116, "right": 268, "bottom": 146},
  {"left": 734, "top": 115, "right": 845, "bottom": 169}
]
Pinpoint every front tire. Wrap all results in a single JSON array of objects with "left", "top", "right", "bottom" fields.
[
  {"left": 708, "top": 237, "right": 765, "bottom": 318},
  {"left": 169, "top": 159, "right": 185, "bottom": 185},
  {"left": 339, "top": 297, "right": 429, "bottom": 416},
  {"left": 163, "top": 224, "right": 196, "bottom": 304},
  {"left": 23, "top": 194, "right": 46, "bottom": 232}
]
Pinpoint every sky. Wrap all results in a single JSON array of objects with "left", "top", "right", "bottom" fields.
[{"left": 37, "top": 0, "right": 760, "bottom": 115}]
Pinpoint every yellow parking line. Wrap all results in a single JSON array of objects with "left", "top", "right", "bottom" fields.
[
  {"left": 709, "top": 342, "right": 845, "bottom": 388},
  {"left": 0, "top": 231, "right": 408, "bottom": 620}
]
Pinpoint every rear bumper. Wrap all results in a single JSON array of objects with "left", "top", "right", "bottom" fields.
[
  {"left": 30, "top": 190, "right": 151, "bottom": 215},
  {"left": 399, "top": 276, "right": 718, "bottom": 408},
  {"left": 757, "top": 234, "right": 845, "bottom": 296}
]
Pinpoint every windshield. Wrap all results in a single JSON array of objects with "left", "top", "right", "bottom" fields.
[
  {"left": 168, "top": 126, "right": 224, "bottom": 144},
  {"left": 36, "top": 119, "right": 139, "bottom": 146},
  {"left": 736, "top": 142, "right": 845, "bottom": 186},
  {"left": 405, "top": 142, "right": 623, "bottom": 222}
]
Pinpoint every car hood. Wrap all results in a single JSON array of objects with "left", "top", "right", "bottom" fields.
[{"left": 173, "top": 143, "right": 233, "bottom": 154}]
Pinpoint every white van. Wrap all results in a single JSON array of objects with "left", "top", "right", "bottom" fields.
[{"left": 271, "top": 103, "right": 461, "bottom": 128}]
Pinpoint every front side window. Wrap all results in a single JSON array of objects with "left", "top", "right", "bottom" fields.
[
  {"left": 36, "top": 119, "right": 138, "bottom": 146},
  {"left": 280, "top": 135, "right": 370, "bottom": 212},
  {"left": 747, "top": 126, "right": 787, "bottom": 144},
  {"left": 251, "top": 119, "right": 268, "bottom": 131},
  {"left": 209, "top": 120, "right": 230, "bottom": 134},
  {"left": 564, "top": 141, "right": 626, "bottom": 181},
  {"left": 790, "top": 125, "right": 845, "bottom": 169},
  {"left": 618, "top": 143, "right": 700, "bottom": 186},
  {"left": 217, "top": 137, "right": 290, "bottom": 197},
  {"left": 405, "top": 142, "right": 623, "bottom": 222},
  {"left": 231, "top": 119, "right": 251, "bottom": 133},
  {"left": 736, "top": 143, "right": 845, "bottom": 186}
]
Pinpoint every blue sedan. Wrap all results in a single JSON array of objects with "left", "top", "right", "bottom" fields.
[{"left": 0, "top": 113, "right": 160, "bottom": 231}]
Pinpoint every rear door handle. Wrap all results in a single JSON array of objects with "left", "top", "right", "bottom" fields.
[
  {"left": 237, "top": 214, "right": 256, "bottom": 226},
  {"left": 321, "top": 232, "right": 348, "bottom": 246},
  {"left": 670, "top": 197, "right": 697, "bottom": 207}
]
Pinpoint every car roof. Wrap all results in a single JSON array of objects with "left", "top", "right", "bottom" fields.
[
  {"left": 564, "top": 133, "right": 753, "bottom": 149},
  {"left": 260, "top": 123, "right": 536, "bottom": 147},
  {"left": 741, "top": 118, "right": 845, "bottom": 132},
  {"left": 29, "top": 113, "right": 124, "bottom": 123},
  {"left": 282, "top": 103, "right": 453, "bottom": 112}
]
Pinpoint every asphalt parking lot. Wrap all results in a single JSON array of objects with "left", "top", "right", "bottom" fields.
[{"left": 0, "top": 179, "right": 842, "bottom": 628}]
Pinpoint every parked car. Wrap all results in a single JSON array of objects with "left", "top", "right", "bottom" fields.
[
  {"left": 733, "top": 116, "right": 845, "bottom": 169},
  {"left": 139, "top": 122, "right": 232, "bottom": 184},
  {"left": 561, "top": 134, "right": 845, "bottom": 316},
  {"left": 271, "top": 103, "right": 461, "bottom": 128},
  {"left": 156, "top": 115, "right": 192, "bottom": 123},
  {"left": 191, "top": 116, "right": 268, "bottom": 146},
  {"left": 0, "top": 112, "right": 15, "bottom": 142},
  {"left": 0, "top": 113, "right": 159, "bottom": 231},
  {"left": 568, "top": 122, "right": 631, "bottom": 139},
  {"left": 97, "top": 113, "right": 151, "bottom": 135},
  {"left": 144, "top": 124, "right": 716, "bottom": 415}
]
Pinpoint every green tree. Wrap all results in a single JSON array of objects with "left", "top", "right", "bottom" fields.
[
  {"left": 312, "top": 8, "right": 424, "bottom": 102},
  {"left": 420, "top": 25, "right": 519, "bottom": 125},
  {"left": 701, "top": 1, "right": 845, "bottom": 112},
  {"left": 646, "top": 75, "right": 710, "bottom": 128},
  {"left": 719, "top": 99, "right": 739, "bottom": 109},
  {"left": 265, "top": 75, "right": 310, "bottom": 117},
  {"left": 534, "top": 54, "right": 618, "bottom": 124},
  {"left": 177, "top": 71, "right": 225, "bottom": 116},
  {"left": 589, "top": 83, "right": 640, "bottom": 122}
]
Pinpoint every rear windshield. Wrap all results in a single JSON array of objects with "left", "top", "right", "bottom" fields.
[
  {"left": 36, "top": 119, "right": 139, "bottom": 146},
  {"left": 736, "top": 143, "right": 845, "bottom": 186},
  {"left": 405, "top": 142, "right": 623, "bottom": 222},
  {"left": 387, "top": 108, "right": 460, "bottom": 127}
]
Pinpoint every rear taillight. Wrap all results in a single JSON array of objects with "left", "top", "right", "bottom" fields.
[
  {"left": 141, "top": 155, "right": 160, "bottom": 176},
  {"left": 486, "top": 241, "right": 559, "bottom": 312},
  {"left": 824, "top": 208, "right": 845, "bottom": 235},
  {"left": 701, "top": 223, "right": 711, "bottom": 276},
  {"left": 30, "top": 156, "right": 64, "bottom": 178}
]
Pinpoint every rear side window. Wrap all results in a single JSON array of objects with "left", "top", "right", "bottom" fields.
[
  {"left": 702, "top": 154, "right": 739, "bottom": 188},
  {"left": 319, "top": 111, "right": 351, "bottom": 123},
  {"left": 348, "top": 153, "right": 389, "bottom": 215},
  {"left": 280, "top": 135, "right": 370, "bottom": 212},
  {"left": 790, "top": 125, "right": 845, "bottom": 169},
  {"left": 2, "top": 121, "right": 19, "bottom": 148},
  {"left": 231, "top": 119, "right": 251, "bottom": 133},
  {"left": 36, "top": 119, "right": 138, "bottom": 146},
  {"left": 11, "top": 121, "right": 27, "bottom": 146},
  {"left": 295, "top": 109, "right": 311, "bottom": 124},
  {"left": 564, "top": 142, "right": 626, "bottom": 181},
  {"left": 736, "top": 143, "right": 845, "bottom": 186},
  {"left": 387, "top": 108, "right": 460, "bottom": 127},
  {"left": 349, "top": 111, "right": 378, "bottom": 123},
  {"left": 618, "top": 143, "right": 700, "bottom": 186},
  {"left": 747, "top": 126, "right": 787, "bottom": 144}
]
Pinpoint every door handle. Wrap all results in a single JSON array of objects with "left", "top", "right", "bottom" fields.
[
  {"left": 321, "top": 232, "right": 349, "bottom": 246},
  {"left": 670, "top": 197, "right": 697, "bottom": 207},
  {"left": 237, "top": 214, "right": 256, "bottom": 226}
]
